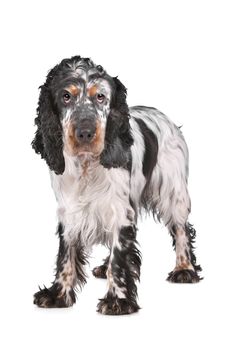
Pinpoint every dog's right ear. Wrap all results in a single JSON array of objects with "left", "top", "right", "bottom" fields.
[{"left": 32, "top": 65, "right": 65, "bottom": 175}]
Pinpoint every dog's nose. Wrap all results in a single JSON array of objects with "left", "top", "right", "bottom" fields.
[{"left": 76, "top": 126, "right": 95, "bottom": 143}]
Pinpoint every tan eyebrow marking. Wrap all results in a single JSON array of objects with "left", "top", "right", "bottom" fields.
[
  {"left": 66, "top": 84, "right": 80, "bottom": 97},
  {"left": 88, "top": 85, "right": 98, "bottom": 97}
]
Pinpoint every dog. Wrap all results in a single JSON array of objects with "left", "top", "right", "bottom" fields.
[{"left": 32, "top": 55, "right": 202, "bottom": 315}]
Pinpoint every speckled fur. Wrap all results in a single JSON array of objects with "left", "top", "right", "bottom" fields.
[{"left": 32, "top": 56, "right": 202, "bottom": 314}]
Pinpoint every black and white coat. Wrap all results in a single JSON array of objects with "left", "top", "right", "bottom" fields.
[{"left": 32, "top": 56, "right": 202, "bottom": 315}]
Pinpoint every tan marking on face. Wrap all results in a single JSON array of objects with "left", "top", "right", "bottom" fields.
[
  {"left": 88, "top": 85, "right": 97, "bottom": 97},
  {"left": 91, "top": 119, "right": 105, "bottom": 154},
  {"left": 66, "top": 84, "right": 80, "bottom": 97},
  {"left": 64, "top": 119, "right": 105, "bottom": 157},
  {"left": 64, "top": 123, "right": 78, "bottom": 155}
]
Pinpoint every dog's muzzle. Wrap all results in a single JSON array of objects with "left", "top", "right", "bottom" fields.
[{"left": 74, "top": 106, "right": 97, "bottom": 144}]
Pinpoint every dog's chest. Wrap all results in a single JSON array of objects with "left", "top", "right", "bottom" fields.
[
  {"left": 55, "top": 164, "right": 110, "bottom": 211},
  {"left": 50, "top": 158, "right": 131, "bottom": 245}
]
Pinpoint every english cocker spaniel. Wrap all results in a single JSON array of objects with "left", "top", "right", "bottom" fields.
[{"left": 32, "top": 55, "right": 202, "bottom": 315}]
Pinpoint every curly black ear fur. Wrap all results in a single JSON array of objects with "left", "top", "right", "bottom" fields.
[
  {"left": 100, "top": 77, "right": 133, "bottom": 170},
  {"left": 32, "top": 66, "right": 65, "bottom": 175}
]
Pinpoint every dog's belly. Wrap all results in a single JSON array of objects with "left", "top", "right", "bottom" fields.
[{"left": 51, "top": 163, "right": 133, "bottom": 248}]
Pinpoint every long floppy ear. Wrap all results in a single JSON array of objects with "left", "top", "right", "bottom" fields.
[
  {"left": 100, "top": 77, "right": 133, "bottom": 169},
  {"left": 32, "top": 66, "right": 65, "bottom": 175}
]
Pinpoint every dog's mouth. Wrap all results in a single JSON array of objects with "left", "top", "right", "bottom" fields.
[
  {"left": 76, "top": 150, "right": 98, "bottom": 158},
  {"left": 77, "top": 150, "right": 94, "bottom": 155},
  {"left": 75, "top": 140, "right": 103, "bottom": 157}
]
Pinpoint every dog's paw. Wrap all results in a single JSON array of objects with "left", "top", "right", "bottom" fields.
[
  {"left": 97, "top": 294, "right": 140, "bottom": 315},
  {"left": 92, "top": 264, "right": 108, "bottom": 279},
  {"left": 167, "top": 269, "right": 201, "bottom": 283},
  {"left": 33, "top": 284, "right": 75, "bottom": 308}
]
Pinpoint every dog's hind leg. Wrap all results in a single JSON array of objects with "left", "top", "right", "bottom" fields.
[
  {"left": 156, "top": 176, "right": 202, "bottom": 283},
  {"left": 157, "top": 187, "right": 202, "bottom": 283},
  {"left": 151, "top": 137, "right": 202, "bottom": 283},
  {"left": 167, "top": 223, "right": 202, "bottom": 283},
  {"left": 92, "top": 255, "right": 109, "bottom": 279}
]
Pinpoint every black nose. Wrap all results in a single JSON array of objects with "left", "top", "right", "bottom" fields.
[{"left": 76, "top": 126, "right": 95, "bottom": 143}]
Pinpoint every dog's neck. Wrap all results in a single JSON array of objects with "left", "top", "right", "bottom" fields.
[{"left": 63, "top": 150, "right": 102, "bottom": 180}]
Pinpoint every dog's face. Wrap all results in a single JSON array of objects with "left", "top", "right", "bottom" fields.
[
  {"left": 32, "top": 56, "right": 133, "bottom": 174},
  {"left": 53, "top": 62, "right": 112, "bottom": 157}
]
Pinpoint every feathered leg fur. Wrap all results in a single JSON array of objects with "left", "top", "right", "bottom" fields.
[
  {"left": 167, "top": 223, "right": 202, "bottom": 283},
  {"left": 97, "top": 225, "right": 141, "bottom": 315},
  {"left": 33, "top": 223, "right": 88, "bottom": 307}
]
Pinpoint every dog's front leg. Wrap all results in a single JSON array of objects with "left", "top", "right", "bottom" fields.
[
  {"left": 97, "top": 224, "right": 141, "bottom": 315},
  {"left": 33, "top": 223, "right": 87, "bottom": 308}
]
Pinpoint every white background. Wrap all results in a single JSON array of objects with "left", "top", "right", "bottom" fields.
[{"left": 1, "top": 0, "right": 233, "bottom": 349}]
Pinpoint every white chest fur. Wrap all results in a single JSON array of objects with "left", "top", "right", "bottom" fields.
[{"left": 50, "top": 153, "right": 133, "bottom": 248}]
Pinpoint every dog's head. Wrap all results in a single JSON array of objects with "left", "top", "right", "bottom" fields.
[{"left": 32, "top": 56, "right": 133, "bottom": 174}]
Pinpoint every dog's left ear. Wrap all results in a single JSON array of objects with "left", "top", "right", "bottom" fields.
[{"left": 100, "top": 77, "right": 133, "bottom": 169}]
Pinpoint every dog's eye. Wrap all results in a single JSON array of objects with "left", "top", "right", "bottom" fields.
[
  {"left": 96, "top": 93, "right": 105, "bottom": 103},
  {"left": 63, "top": 93, "right": 71, "bottom": 103}
]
